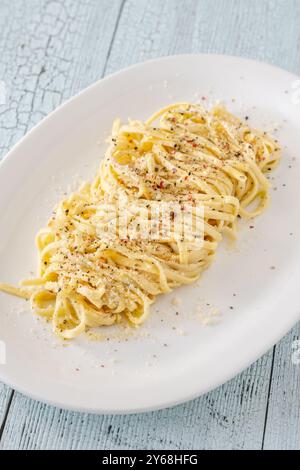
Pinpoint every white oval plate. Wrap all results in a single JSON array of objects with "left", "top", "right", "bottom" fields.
[{"left": 0, "top": 54, "right": 299, "bottom": 414}]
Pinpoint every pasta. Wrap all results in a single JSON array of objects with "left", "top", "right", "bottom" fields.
[{"left": 0, "top": 103, "right": 280, "bottom": 339}]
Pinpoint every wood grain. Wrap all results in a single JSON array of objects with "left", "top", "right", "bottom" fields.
[
  {"left": 106, "top": 0, "right": 300, "bottom": 75},
  {"left": 0, "top": 0, "right": 123, "bottom": 159},
  {"left": 0, "top": 0, "right": 300, "bottom": 450},
  {"left": 263, "top": 324, "right": 300, "bottom": 450}
]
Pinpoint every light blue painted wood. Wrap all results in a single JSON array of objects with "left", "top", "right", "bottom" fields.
[
  {"left": 0, "top": 0, "right": 123, "bottom": 159},
  {"left": 106, "top": 0, "right": 300, "bottom": 75},
  {"left": 0, "top": 0, "right": 300, "bottom": 450},
  {"left": 0, "top": 384, "right": 12, "bottom": 431},
  {"left": 263, "top": 324, "right": 300, "bottom": 450}
]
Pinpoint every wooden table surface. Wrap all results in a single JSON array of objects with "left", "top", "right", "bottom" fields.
[{"left": 0, "top": 0, "right": 299, "bottom": 450}]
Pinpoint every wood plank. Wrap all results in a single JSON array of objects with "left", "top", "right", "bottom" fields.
[
  {"left": 0, "top": 386, "right": 12, "bottom": 433},
  {"left": 0, "top": 0, "right": 277, "bottom": 450},
  {"left": 0, "top": 0, "right": 123, "bottom": 158},
  {"left": 1, "top": 0, "right": 300, "bottom": 450}
]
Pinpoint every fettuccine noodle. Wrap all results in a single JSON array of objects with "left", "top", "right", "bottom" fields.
[{"left": 0, "top": 103, "right": 280, "bottom": 338}]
